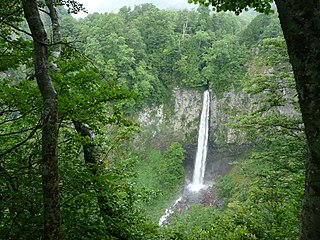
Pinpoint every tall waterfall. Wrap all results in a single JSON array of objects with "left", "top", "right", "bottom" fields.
[
  {"left": 189, "top": 90, "right": 210, "bottom": 192},
  {"left": 159, "top": 90, "right": 211, "bottom": 225}
]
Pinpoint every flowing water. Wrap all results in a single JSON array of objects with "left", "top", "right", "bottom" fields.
[
  {"left": 158, "top": 196, "right": 182, "bottom": 226},
  {"left": 188, "top": 90, "right": 210, "bottom": 191},
  {"left": 159, "top": 90, "right": 210, "bottom": 225}
]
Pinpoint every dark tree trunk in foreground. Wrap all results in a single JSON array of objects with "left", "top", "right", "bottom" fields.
[
  {"left": 275, "top": 1, "right": 320, "bottom": 239},
  {"left": 22, "top": 1, "right": 61, "bottom": 239}
]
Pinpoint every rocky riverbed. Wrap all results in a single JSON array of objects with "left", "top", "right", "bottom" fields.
[{"left": 159, "top": 185, "right": 223, "bottom": 226}]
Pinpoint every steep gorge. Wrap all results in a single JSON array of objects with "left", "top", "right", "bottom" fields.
[{"left": 135, "top": 63, "right": 300, "bottom": 222}]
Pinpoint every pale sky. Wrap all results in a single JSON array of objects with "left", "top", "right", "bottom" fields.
[{"left": 75, "top": 0, "right": 198, "bottom": 18}]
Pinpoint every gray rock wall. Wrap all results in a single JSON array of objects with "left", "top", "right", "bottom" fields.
[{"left": 137, "top": 87, "right": 299, "bottom": 147}]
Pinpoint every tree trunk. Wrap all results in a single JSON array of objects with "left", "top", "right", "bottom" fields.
[
  {"left": 73, "top": 121, "right": 100, "bottom": 175},
  {"left": 22, "top": 1, "right": 61, "bottom": 239},
  {"left": 45, "top": 0, "right": 61, "bottom": 57},
  {"left": 275, "top": 1, "right": 320, "bottom": 239},
  {"left": 73, "top": 121, "right": 125, "bottom": 239}
]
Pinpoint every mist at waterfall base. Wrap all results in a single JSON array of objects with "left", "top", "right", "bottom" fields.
[{"left": 159, "top": 90, "right": 212, "bottom": 226}]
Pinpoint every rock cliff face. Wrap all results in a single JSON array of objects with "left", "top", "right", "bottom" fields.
[
  {"left": 138, "top": 86, "right": 299, "bottom": 147},
  {"left": 210, "top": 89, "right": 251, "bottom": 146},
  {"left": 171, "top": 88, "right": 202, "bottom": 136},
  {"left": 137, "top": 86, "right": 299, "bottom": 181},
  {"left": 137, "top": 88, "right": 202, "bottom": 143},
  {"left": 138, "top": 87, "right": 251, "bottom": 146},
  {"left": 137, "top": 87, "right": 250, "bottom": 182}
]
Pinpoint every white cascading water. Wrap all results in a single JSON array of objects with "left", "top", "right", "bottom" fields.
[
  {"left": 159, "top": 90, "right": 210, "bottom": 225},
  {"left": 189, "top": 90, "right": 210, "bottom": 192},
  {"left": 158, "top": 196, "right": 182, "bottom": 226}
]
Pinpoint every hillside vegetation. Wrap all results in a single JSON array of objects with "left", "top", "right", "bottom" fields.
[{"left": 0, "top": 3, "right": 305, "bottom": 239}]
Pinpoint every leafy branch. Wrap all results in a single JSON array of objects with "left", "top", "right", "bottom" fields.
[{"left": 0, "top": 121, "right": 42, "bottom": 159}]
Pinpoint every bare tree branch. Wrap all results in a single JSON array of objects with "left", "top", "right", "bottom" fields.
[
  {"left": 0, "top": 114, "right": 27, "bottom": 125},
  {"left": 0, "top": 122, "right": 41, "bottom": 159},
  {"left": 38, "top": 8, "right": 50, "bottom": 16},
  {"left": 0, "top": 2, "right": 21, "bottom": 21},
  {"left": 0, "top": 33, "right": 31, "bottom": 51},
  {"left": 0, "top": 127, "right": 35, "bottom": 137},
  {"left": 0, "top": 108, "right": 20, "bottom": 116},
  {"left": 0, "top": 18, "right": 79, "bottom": 47},
  {"left": 0, "top": 18, "right": 34, "bottom": 39}
]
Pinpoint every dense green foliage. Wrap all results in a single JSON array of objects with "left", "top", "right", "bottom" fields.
[
  {"left": 60, "top": 5, "right": 252, "bottom": 99},
  {"left": 134, "top": 141, "right": 185, "bottom": 221},
  {"left": 0, "top": 38, "right": 155, "bottom": 239},
  {"left": 0, "top": 2, "right": 305, "bottom": 239},
  {"left": 188, "top": 0, "right": 274, "bottom": 15},
  {"left": 166, "top": 136, "right": 305, "bottom": 239},
  {"left": 161, "top": 31, "right": 305, "bottom": 240}
]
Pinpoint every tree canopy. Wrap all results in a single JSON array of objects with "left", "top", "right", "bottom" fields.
[
  {"left": 1, "top": 0, "right": 317, "bottom": 239},
  {"left": 189, "top": 0, "right": 320, "bottom": 239}
]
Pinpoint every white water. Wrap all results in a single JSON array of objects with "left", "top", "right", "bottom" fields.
[
  {"left": 158, "top": 196, "right": 182, "bottom": 226},
  {"left": 188, "top": 90, "right": 210, "bottom": 192},
  {"left": 159, "top": 90, "right": 210, "bottom": 225}
]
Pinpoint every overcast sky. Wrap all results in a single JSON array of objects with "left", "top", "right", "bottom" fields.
[{"left": 75, "top": 0, "right": 198, "bottom": 18}]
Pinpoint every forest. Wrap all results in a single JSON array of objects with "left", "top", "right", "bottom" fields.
[{"left": 1, "top": 0, "right": 320, "bottom": 239}]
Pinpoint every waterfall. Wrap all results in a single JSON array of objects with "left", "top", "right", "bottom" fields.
[
  {"left": 159, "top": 90, "right": 210, "bottom": 225},
  {"left": 189, "top": 90, "right": 210, "bottom": 191}
]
